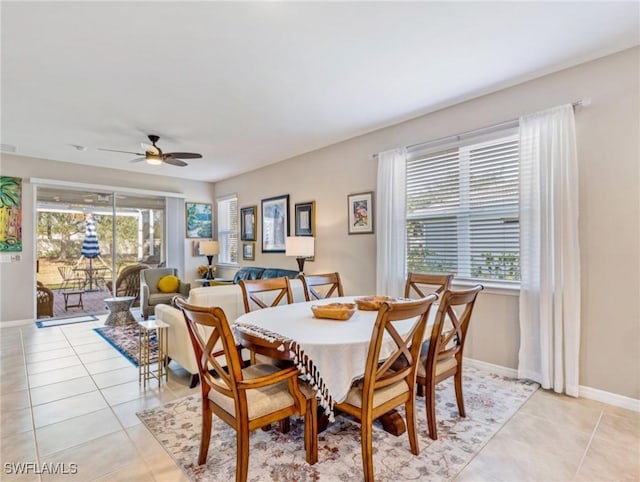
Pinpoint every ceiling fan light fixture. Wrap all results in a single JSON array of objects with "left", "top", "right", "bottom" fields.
[{"left": 146, "top": 155, "right": 163, "bottom": 165}]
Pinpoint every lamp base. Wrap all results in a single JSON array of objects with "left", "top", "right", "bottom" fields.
[
  {"left": 206, "top": 256, "right": 215, "bottom": 280},
  {"left": 296, "top": 257, "right": 306, "bottom": 274}
]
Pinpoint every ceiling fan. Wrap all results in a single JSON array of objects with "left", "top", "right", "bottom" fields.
[{"left": 98, "top": 134, "right": 202, "bottom": 167}]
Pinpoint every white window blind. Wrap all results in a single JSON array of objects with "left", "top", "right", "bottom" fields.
[
  {"left": 217, "top": 195, "right": 238, "bottom": 264},
  {"left": 406, "top": 130, "right": 520, "bottom": 283}
]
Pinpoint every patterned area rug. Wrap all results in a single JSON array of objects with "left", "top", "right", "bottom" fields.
[
  {"left": 137, "top": 366, "right": 538, "bottom": 481},
  {"left": 94, "top": 325, "right": 157, "bottom": 367}
]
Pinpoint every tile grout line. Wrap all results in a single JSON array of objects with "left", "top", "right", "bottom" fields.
[
  {"left": 21, "top": 325, "right": 44, "bottom": 482},
  {"left": 574, "top": 407, "right": 604, "bottom": 478}
]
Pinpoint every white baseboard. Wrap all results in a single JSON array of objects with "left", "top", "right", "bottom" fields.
[
  {"left": 0, "top": 318, "right": 34, "bottom": 328},
  {"left": 464, "top": 357, "right": 640, "bottom": 413},
  {"left": 464, "top": 357, "right": 518, "bottom": 379},
  {"left": 579, "top": 385, "right": 640, "bottom": 412}
]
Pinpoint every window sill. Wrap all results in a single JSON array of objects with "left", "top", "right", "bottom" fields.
[{"left": 452, "top": 279, "right": 520, "bottom": 296}]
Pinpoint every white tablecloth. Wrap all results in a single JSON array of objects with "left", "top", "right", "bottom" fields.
[{"left": 233, "top": 296, "right": 434, "bottom": 419}]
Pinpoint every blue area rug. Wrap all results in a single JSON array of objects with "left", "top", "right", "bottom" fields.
[{"left": 94, "top": 325, "right": 158, "bottom": 367}]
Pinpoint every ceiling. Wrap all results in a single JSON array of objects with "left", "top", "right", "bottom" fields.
[{"left": 2, "top": 2, "right": 638, "bottom": 183}]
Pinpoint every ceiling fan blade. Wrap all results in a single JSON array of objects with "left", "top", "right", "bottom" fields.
[
  {"left": 98, "top": 148, "right": 145, "bottom": 156},
  {"left": 162, "top": 157, "right": 188, "bottom": 167},
  {"left": 165, "top": 152, "right": 202, "bottom": 159},
  {"left": 129, "top": 157, "right": 146, "bottom": 163}
]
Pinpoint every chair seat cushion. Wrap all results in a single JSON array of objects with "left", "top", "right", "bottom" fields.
[
  {"left": 158, "top": 275, "right": 180, "bottom": 293},
  {"left": 208, "top": 364, "right": 302, "bottom": 421},
  {"left": 148, "top": 292, "right": 177, "bottom": 306},
  {"left": 342, "top": 378, "right": 409, "bottom": 409},
  {"left": 390, "top": 340, "right": 459, "bottom": 378},
  {"left": 415, "top": 340, "right": 458, "bottom": 378}
]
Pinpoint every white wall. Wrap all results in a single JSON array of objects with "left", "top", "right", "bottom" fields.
[
  {"left": 0, "top": 156, "right": 215, "bottom": 322},
  {"left": 214, "top": 48, "right": 640, "bottom": 400}
]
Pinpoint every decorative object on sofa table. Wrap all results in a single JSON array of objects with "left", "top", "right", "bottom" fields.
[
  {"left": 199, "top": 240, "right": 219, "bottom": 280},
  {"left": 285, "top": 236, "right": 315, "bottom": 274},
  {"left": 347, "top": 191, "right": 374, "bottom": 234}
]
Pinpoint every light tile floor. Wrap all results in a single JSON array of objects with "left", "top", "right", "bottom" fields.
[{"left": 1, "top": 319, "right": 639, "bottom": 481}]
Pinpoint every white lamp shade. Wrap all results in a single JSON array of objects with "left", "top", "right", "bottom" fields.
[
  {"left": 285, "top": 236, "right": 315, "bottom": 257},
  {"left": 200, "top": 240, "right": 219, "bottom": 256}
]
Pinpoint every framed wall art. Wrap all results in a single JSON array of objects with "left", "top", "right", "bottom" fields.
[
  {"left": 294, "top": 201, "right": 315, "bottom": 237},
  {"left": 261, "top": 194, "right": 289, "bottom": 252},
  {"left": 240, "top": 205, "right": 257, "bottom": 241},
  {"left": 0, "top": 176, "right": 22, "bottom": 252},
  {"left": 185, "top": 202, "right": 213, "bottom": 239},
  {"left": 242, "top": 242, "right": 255, "bottom": 261},
  {"left": 347, "top": 191, "right": 374, "bottom": 235}
]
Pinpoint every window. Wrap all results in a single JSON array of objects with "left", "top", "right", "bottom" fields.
[
  {"left": 217, "top": 195, "right": 238, "bottom": 264},
  {"left": 406, "top": 130, "right": 520, "bottom": 283}
]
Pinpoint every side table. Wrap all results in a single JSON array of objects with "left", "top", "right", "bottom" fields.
[
  {"left": 137, "top": 319, "right": 169, "bottom": 388},
  {"left": 104, "top": 296, "right": 136, "bottom": 326}
]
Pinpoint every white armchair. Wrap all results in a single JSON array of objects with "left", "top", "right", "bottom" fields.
[{"left": 156, "top": 279, "right": 306, "bottom": 387}]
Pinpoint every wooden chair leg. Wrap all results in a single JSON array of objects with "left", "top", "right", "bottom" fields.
[
  {"left": 236, "top": 420, "right": 250, "bottom": 482},
  {"left": 406, "top": 398, "right": 419, "bottom": 455},
  {"left": 198, "top": 401, "right": 212, "bottom": 465},
  {"left": 361, "top": 415, "right": 374, "bottom": 482},
  {"left": 279, "top": 417, "right": 290, "bottom": 434},
  {"left": 189, "top": 374, "right": 200, "bottom": 389},
  {"left": 426, "top": 381, "right": 438, "bottom": 440},
  {"left": 454, "top": 369, "right": 466, "bottom": 418},
  {"left": 304, "top": 397, "right": 318, "bottom": 465}
]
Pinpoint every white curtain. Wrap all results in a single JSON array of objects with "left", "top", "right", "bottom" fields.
[
  {"left": 518, "top": 104, "right": 581, "bottom": 396},
  {"left": 376, "top": 147, "right": 407, "bottom": 297}
]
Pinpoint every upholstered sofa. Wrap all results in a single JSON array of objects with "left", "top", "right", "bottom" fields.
[
  {"left": 155, "top": 278, "right": 306, "bottom": 387},
  {"left": 231, "top": 266, "right": 299, "bottom": 283}
]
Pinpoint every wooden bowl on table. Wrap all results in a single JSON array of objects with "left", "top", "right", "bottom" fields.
[
  {"left": 311, "top": 302, "right": 357, "bottom": 321},
  {"left": 354, "top": 295, "right": 397, "bottom": 311}
]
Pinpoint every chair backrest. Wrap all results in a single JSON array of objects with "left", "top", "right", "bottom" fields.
[
  {"left": 362, "top": 296, "right": 437, "bottom": 402},
  {"left": 175, "top": 298, "right": 244, "bottom": 402},
  {"left": 424, "top": 285, "right": 483, "bottom": 374},
  {"left": 114, "top": 263, "right": 150, "bottom": 297},
  {"left": 404, "top": 272, "right": 454, "bottom": 299},
  {"left": 140, "top": 267, "right": 179, "bottom": 294},
  {"left": 300, "top": 272, "right": 344, "bottom": 301},
  {"left": 239, "top": 278, "right": 293, "bottom": 312}
]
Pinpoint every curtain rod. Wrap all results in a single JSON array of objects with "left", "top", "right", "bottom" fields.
[{"left": 372, "top": 98, "right": 590, "bottom": 159}]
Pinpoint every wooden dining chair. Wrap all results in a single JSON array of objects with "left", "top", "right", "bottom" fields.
[
  {"left": 334, "top": 295, "right": 437, "bottom": 482},
  {"left": 404, "top": 272, "right": 454, "bottom": 299},
  {"left": 175, "top": 298, "right": 317, "bottom": 482},
  {"left": 239, "top": 277, "right": 293, "bottom": 313},
  {"left": 418, "top": 285, "right": 483, "bottom": 440},
  {"left": 299, "top": 272, "right": 344, "bottom": 301}
]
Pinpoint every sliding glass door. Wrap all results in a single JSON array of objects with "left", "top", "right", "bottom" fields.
[{"left": 36, "top": 187, "right": 166, "bottom": 319}]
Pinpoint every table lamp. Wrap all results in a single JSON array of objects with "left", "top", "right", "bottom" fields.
[
  {"left": 285, "top": 236, "right": 315, "bottom": 274},
  {"left": 199, "top": 240, "right": 219, "bottom": 280}
]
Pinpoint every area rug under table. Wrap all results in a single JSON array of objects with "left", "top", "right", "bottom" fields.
[
  {"left": 137, "top": 366, "right": 538, "bottom": 481},
  {"left": 94, "top": 324, "right": 158, "bottom": 367}
]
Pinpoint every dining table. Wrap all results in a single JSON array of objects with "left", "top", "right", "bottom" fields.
[{"left": 232, "top": 295, "right": 436, "bottom": 436}]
